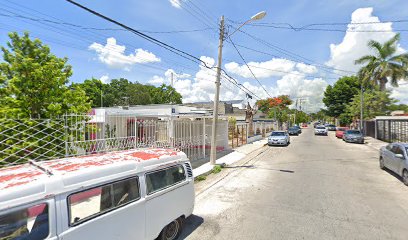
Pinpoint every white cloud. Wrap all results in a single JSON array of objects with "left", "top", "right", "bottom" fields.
[
  {"left": 100, "top": 74, "right": 110, "bottom": 84},
  {"left": 326, "top": 7, "right": 405, "bottom": 74},
  {"left": 169, "top": 0, "right": 182, "bottom": 8},
  {"left": 225, "top": 58, "right": 296, "bottom": 78},
  {"left": 148, "top": 75, "right": 165, "bottom": 85},
  {"left": 326, "top": 7, "right": 408, "bottom": 105},
  {"left": 390, "top": 82, "right": 408, "bottom": 104},
  {"left": 296, "top": 63, "right": 318, "bottom": 74},
  {"left": 89, "top": 37, "right": 160, "bottom": 70},
  {"left": 149, "top": 56, "right": 328, "bottom": 112}
]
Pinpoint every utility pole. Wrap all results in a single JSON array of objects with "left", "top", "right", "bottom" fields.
[
  {"left": 101, "top": 87, "right": 103, "bottom": 108},
  {"left": 210, "top": 16, "right": 225, "bottom": 165},
  {"left": 360, "top": 84, "right": 364, "bottom": 134},
  {"left": 294, "top": 99, "right": 298, "bottom": 126}
]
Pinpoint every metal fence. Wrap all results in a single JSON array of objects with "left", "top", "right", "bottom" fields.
[
  {"left": 376, "top": 119, "right": 408, "bottom": 142},
  {"left": 0, "top": 114, "right": 229, "bottom": 167}
]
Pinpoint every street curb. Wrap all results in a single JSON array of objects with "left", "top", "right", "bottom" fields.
[{"left": 193, "top": 138, "right": 268, "bottom": 179}]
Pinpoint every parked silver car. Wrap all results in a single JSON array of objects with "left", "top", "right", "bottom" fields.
[
  {"left": 268, "top": 131, "right": 290, "bottom": 146},
  {"left": 379, "top": 143, "right": 408, "bottom": 186},
  {"left": 343, "top": 130, "right": 364, "bottom": 144}
]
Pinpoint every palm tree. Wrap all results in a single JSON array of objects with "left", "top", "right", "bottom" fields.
[{"left": 355, "top": 33, "right": 408, "bottom": 91}]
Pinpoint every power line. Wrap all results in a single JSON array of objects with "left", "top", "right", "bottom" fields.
[
  {"left": 222, "top": 42, "right": 347, "bottom": 80},
  {"left": 0, "top": 12, "right": 215, "bottom": 34},
  {"left": 234, "top": 27, "right": 358, "bottom": 75},
  {"left": 63, "top": 0, "right": 264, "bottom": 100},
  {"left": 65, "top": 0, "right": 215, "bottom": 69},
  {"left": 246, "top": 24, "right": 408, "bottom": 33},
  {"left": 228, "top": 36, "right": 272, "bottom": 98}
]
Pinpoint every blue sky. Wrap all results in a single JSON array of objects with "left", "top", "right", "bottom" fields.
[{"left": 1, "top": 0, "right": 408, "bottom": 111}]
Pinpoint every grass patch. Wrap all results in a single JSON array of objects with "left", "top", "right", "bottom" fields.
[
  {"left": 195, "top": 175, "right": 206, "bottom": 182},
  {"left": 212, "top": 165, "right": 222, "bottom": 174}
]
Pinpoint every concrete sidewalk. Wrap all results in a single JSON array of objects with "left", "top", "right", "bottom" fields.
[
  {"left": 192, "top": 137, "right": 268, "bottom": 177},
  {"left": 364, "top": 136, "right": 388, "bottom": 151}
]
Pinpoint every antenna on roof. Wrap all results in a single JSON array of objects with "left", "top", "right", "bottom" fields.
[{"left": 29, "top": 160, "right": 54, "bottom": 176}]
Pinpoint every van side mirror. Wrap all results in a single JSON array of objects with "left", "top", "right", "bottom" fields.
[{"left": 395, "top": 154, "right": 405, "bottom": 159}]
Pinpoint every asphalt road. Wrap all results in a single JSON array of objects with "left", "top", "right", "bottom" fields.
[{"left": 181, "top": 127, "right": 408, "bottom": 240}]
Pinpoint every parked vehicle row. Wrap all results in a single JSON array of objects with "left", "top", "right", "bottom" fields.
[{"left": 268, "top": 124, "right": 305, "bottom": 147}]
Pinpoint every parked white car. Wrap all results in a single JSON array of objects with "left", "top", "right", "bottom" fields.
[
  {"left": 268, "top": 131, "right": 290, "bottom": 146},
  {"left": 0, "top": 148, "right": 195, "bottom": 240},
  {"left": 379, "top": 143, "right": 408, "bottom": 186},
  {"left": 314, "top": 126, "right": 328, "bottom": 136}
]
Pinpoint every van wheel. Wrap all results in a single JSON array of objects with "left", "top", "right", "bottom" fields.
[{"left": 159, "top": 218, "right": 182, "bottom": 240}]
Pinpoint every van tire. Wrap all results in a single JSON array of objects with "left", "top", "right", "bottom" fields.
[{"left": 159, "top": 218, "right": 183, "bottom": 240}]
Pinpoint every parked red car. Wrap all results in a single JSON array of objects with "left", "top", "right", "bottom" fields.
[
  {"left": 335, "top": 127, "right": 349, "bottom": 138},
  {"left": 301, "top": 123, "right": 308, "bottom": 128}
]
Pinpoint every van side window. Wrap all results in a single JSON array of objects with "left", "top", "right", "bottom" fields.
[
  {"left": 68, "top": 177, "right": 140, "bottom": 226},
  {"left": 146, "top": 165, "right": 186, "bottom": 195},
  {"left": 0, "top": 203, "right": 49, "bottom": 240}
]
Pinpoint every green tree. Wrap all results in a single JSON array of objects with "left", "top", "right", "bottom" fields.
[
  {"left": 0, "top": 32, "right": 90, "bottom": 117},
  {"left": 345, "top": 89, "right": 397, "bottom": 120},
  {"left": 0, "top": 32, "right": 91, "bottom": 165},
  {"left": 355, "top": 33, "right": 408, "bottom": 91},
  {"left": 72, "top": 78, "right": 105, "bottom": 108},
  {"left": 256, "top": 95, "right": 292, "bottom": 114},
  {"left": 294, "top": 110, "right": 309, "bottom": 124},
  {"left": 148, "top": 84, "right": 182, "bottom": 104},
  {"left": 322, "top": 76, "right": 360, "bottom": 118}
]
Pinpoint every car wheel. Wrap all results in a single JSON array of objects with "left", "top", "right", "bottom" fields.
[
  {"left": 159, "top": 218, "right": 183, "bottom": 240},
  {"left": 379, "top": 157, "right": 385, "bottom": 170},
  {"left": 402, "top": 169, "right": 408, "bottom": 186}
]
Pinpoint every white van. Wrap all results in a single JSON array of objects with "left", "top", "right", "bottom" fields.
[{"left": 0, "top": 148, "right": 195, "bottom": 240}]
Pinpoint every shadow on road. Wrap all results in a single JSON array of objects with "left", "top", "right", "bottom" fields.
[
  {"left": 178, "top": 214, "right": 204, "bottom": 239},
  {"left": 383, "top": 168, "right": 404, "bottom": 184}
]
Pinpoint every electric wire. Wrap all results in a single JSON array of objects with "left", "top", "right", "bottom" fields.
[{"left": 228, "top": 36, "right": 272, "bottom": 97}]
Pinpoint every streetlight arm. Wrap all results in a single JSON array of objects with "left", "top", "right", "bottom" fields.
[{"left": 227, "top": 11, "right": 266, "bottom": 38}]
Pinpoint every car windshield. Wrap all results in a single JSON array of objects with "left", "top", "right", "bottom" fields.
[
  {"left": 337, "top": 128, "right": 345, "bottom": 131},
  {"left": 271, "top": 132, "right": 285, "bottom": 136},
  {"left": 316, "top": 126, "right": 325, "bottom": 129},
  {"left": 346, "top": 130, "right": 361, "bottom": 134},
  {"left": 289, "top": 127, "right": 297, "bottom": 131}
]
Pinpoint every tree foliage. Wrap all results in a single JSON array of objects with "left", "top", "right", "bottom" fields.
[
  {"left": 256, "top": 95, "right": 292, "bottom": 114},
  {"left": 75, "top": 78, "right": 182, "bottom": 108},
  {"left": 344, "top": 89, "right": 397, "bottom": 120},
  {"left": 355, "top": 33, "right": 408, "bottom": 91},
  {"left": 322, "top": 76, "right": 360, "bottom": 118},
  {"left": 0, "top": 32, "right": 91, "bottom": 165},
  {"left": 0, "top": 32, "right": 90, "bottom": 117}
]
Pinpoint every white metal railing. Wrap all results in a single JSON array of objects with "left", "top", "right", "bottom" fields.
[{"left": 0, "top": 114, "right": 229, "bottom": 167}]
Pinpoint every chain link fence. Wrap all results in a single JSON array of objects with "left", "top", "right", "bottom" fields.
[{"left": 0, "top": 114, "right": 230, "bottom": 167}]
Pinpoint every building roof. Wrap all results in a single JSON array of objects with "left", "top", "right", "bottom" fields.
[{"left": 0, "top": 148, "right": 187, "bottom": 210}]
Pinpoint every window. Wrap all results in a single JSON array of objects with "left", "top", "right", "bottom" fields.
[
  {"left": 391, "top": 146, "right": 404, "bottom": 155},
  {"left": 68, "top": 177, "right": 140, "bottom": 226},
  {"left": 146, "top": 165, "right": 186, "bottom": 195},
  {"left": 271, "top": 132, "right": 285, "bottom": 136},
  {"left": 386, "top": 144, "right": 393, "bottom": 151},
  {"left": 0, "top": 203, "right": 49, "bottom": 240}
]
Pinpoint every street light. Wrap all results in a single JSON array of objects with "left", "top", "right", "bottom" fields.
[
  {"left": 228, "top": 11, "right": 267, "bottom": 37},
  {"left": 210, "top": 11, "right": 266, "bottom": 165}
]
